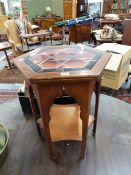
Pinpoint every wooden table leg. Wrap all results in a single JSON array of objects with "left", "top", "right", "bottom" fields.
[
  {"left": 31, "top": 80, "right": 96, "bottom": 160},
  {"left": 64, "top": 81, "right": 96, "bottom": 159},
  {"left": 28, "top": 85, "right": 41, "bottom": 136},
  {"left": 93, "top": 79, "right": 101, "bottom": 136},
  {"left": 32, "top": 83, "right": 63, "bottom": 161}
]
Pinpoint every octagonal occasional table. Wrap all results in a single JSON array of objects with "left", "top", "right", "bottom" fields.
[{"left": 14, "top": 44, "right": 111, "bottom": 161}]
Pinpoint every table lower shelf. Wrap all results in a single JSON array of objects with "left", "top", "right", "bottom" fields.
[{"left": 37, "top": 104, "right": 94, "bottom": 142}]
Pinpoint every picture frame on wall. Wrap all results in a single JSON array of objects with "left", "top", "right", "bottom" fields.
[{"left": 88, "top": 2, "right": 101, "bottom": 17}]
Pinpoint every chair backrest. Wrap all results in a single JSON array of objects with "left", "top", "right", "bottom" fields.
[
  {"left": 4, "top": 19, "right": 22, "bottom": 56},
  {"left": 122, "top": 19, "right": 131, "bottom": 46},
  {"left": 26, "top": 21, "right": 32, "bottom": 34},
  {"left": 4, "top": 19, "right": 21, "bottom": 46}
]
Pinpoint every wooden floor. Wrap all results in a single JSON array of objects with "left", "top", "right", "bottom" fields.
[{"left": 0, "top": 94, "right": 131, "bottom": 175}]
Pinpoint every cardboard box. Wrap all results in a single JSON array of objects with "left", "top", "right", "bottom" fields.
[{"left": 96, "top": 43, "right": 131, "bottom": 90}]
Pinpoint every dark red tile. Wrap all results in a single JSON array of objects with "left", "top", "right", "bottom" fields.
[
  {"left": 64, "top": 60, "right": 87, "bottom": 68},
  {"left": 39, "top": 60, "right": 61, "bottom": 69}
]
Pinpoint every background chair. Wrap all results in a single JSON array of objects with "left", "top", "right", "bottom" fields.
[
  {"left": 44, "top": 26, "right": 70, "bottom": 45},
  {"left": 50, "top": 26, "right": 70, "bottom": 45},
  {"left": 4, "top": 19, "right": 23, "bottom": 57},
  {"left": 25, "top": 21, "right": 41, "bottom": 44}
]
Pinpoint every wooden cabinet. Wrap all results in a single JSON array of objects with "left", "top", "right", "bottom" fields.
[
  {"left": 69, "top": 23, "right": 92, "bottom": 44},
  {"left": 33, "top": 17, "right": 63, "bottom": 30},
  {"left": 102, "top": 0, "right": 110, "bottom": 16},
  {"left": 63, "top": 0, "right": 76, "bottom": 20},
  {"left": 21, "top": 0, "right": 28, "bottom": 17},
  {"left": 111, "top": 0, "right": 127, "bottom": 14},
  {"left": 63, "top": 0, "right": 73, "bottom": 20},
  {"left": 103, "top": 0, "right": 131, "bottom": 17}
]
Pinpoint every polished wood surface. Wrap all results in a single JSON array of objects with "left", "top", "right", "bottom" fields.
[
  {"left": 0, "top": 95, "right": 131, "bottom": 174},
  {"left": 33, "top": 17, "right": 63, "bottom": 30},
  {"left": 37, "top": 104, "right": 95, "bottom": 142},
  {"left": 103, "top": 0, "right": 131, "bottom": 17},
  {"left": 69, "top": 24, "right": 92, "bottom": 44},
  {"left": 63, "top": 0, "right": 72, "bottom": 20},
  {"left": 102, "top": 0, "right": 110, "bottom": 16},
  {"left": 14, "top": 45, "right": 111, "bottom": 81},
  {"left": 99, "top": 19, "right": 123, "bottom": 28},
  {"left": 122, "top": 19, "right": 131, "bottom": 46},
  {"left": 20, "top": 31, "right": 51, "bottom": 39},
  {"left": 14, "top": 45, "right": 111, "bottom": 161}
]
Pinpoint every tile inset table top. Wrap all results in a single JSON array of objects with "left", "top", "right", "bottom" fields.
[{"left": 14, "top": 44, "right": 111, "bottom": 81}]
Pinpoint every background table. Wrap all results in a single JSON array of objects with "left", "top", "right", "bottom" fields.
[
  {"left": 98, "top": 19, "right": 123, "bottom": 28},
  {"left": 93, "top": 29, "right": 123, "bottom": 45}
]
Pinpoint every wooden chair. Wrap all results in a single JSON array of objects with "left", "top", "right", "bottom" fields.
[
  {"left": 4, "top": 19, "right": 24, "bottom": 57},
  {"left": 45, "top": 26, "right": 70, "bottom": 45},
  {"left": 25, "top": 21, "right": 41, "bottom": 43},
  {"left": 51, "top": 27, "right": 70, "bottom": 45}
]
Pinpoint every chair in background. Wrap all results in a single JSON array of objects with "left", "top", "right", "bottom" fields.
[
  {"left": 50, "top": 26, "right": 70, "bottom": 45},
  {"left": 44, "top": 26, "right": 70, "bottom": 45},
  {"left": 25, "top": 21, "right": 41, "bottom": 44},
  {"left": 4, "top": 19, "right": 24, "bottom": 57}
]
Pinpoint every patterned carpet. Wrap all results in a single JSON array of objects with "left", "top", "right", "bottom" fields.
[
  {"left": 101, "top": 78, "right": 131, "bottom": 104},
  {"left": 113, "top": 89, "right": 131, "bottom": 104},
  {"left": 0, "top": 67, "right": 24, "bottom": 83},
  {"left": 0, "top": 89, "right": 18, "bottom": 105}
]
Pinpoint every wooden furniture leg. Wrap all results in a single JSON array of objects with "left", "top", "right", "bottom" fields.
[
  {"left": 32, "top": 83, "right": 63, "bottom": 161},
  {"left": 31, "top": 79, "right": 96, "bottom": 161},
  {"left": 28, "top": 85, "right": 41, "bottom": 136},
  {"left": 93, "top": 79, "right": 101, "bottom": 136},
  {"left": 64, "top": 81, "right": 96, "bottom": 159},
  {"left": 4, "top": 50, "right": 14, "bottom": 70}
]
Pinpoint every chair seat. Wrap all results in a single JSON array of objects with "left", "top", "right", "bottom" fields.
[{"left": 37, "top": 104, "right": 94, "bottom": 142}]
